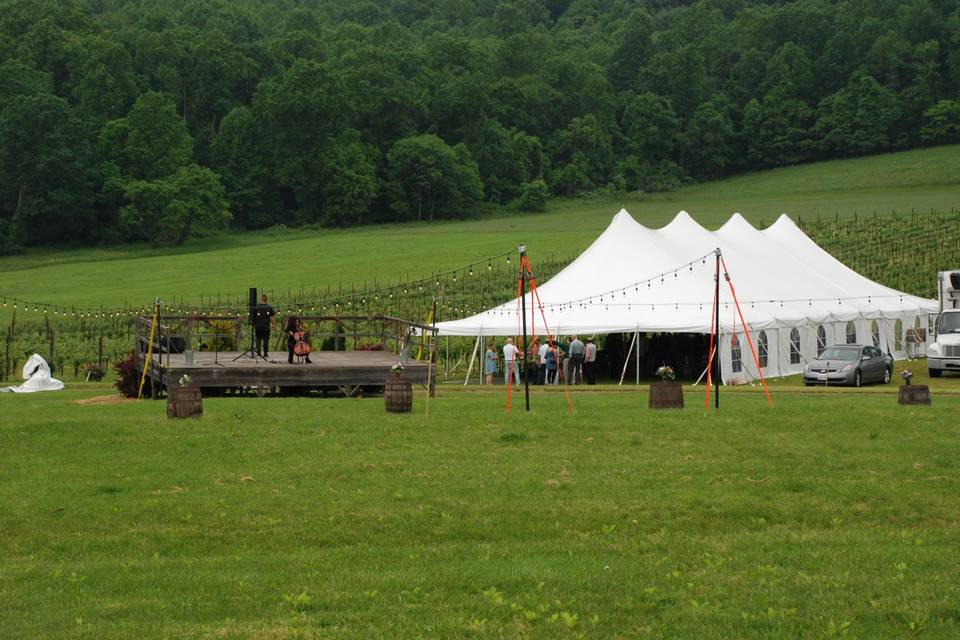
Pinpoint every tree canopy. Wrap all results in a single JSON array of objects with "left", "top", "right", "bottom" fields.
[{"left": 1, "top": 0, "right": 959, "bottom": 251}]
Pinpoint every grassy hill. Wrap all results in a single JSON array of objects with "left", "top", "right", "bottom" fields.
[{"left": 1, "top": 145, "right": 958, "bottom": 311}]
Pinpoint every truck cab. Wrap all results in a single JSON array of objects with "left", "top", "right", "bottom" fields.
[{"left": 928, "top": 270, "right": 960, "bottom": 377}]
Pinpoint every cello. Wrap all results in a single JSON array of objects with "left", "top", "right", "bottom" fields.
[
  {"left": 287, "top": 316, "right": 312, "bottom": 363},
  {"left": 293, "top": 327, "right": 312, "bottom": 359}
]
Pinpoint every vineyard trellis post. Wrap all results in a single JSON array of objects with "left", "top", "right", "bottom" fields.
[{"left": 4, "top": 326, "right": 10, "bottom": 382}]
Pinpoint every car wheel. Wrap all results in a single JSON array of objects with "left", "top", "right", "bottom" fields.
[
  {"left": 929, "top": 369, "right": 942, "bottom": 378},
  {"left": 883, "top": 368, "right": 891, "bottom": 384},
  {"left": 853, "top": 370, "right": 862, "bottom": 387}
]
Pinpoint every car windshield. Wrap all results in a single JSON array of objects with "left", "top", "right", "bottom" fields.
[
  {"left": 819, "top": 346, "right": 861, "bottom": 361},
  {"left": 939, "top": 312, "right": 960, "bottom": 333}
]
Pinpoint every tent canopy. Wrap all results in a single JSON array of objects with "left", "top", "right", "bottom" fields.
[{"left": 435, "top": 210, "right": 937, "bottom": 337}]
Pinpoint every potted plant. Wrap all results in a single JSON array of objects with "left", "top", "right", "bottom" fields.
[{"left": 649, "top": 364, "right": 683, "bottom": 409}]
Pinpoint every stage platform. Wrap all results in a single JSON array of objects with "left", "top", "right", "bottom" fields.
[{"left": 136, "top": 350, "right": 434, "bottom": 398}]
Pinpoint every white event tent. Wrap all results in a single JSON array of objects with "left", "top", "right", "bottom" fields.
[{"left": 434, "top": 210, "right": 938, "bottom": 382}]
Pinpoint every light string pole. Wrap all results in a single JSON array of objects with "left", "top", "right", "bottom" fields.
[
  {"left": 519, "top": 244, "right": 530, "bottom": 413},
  {"left": 714, "top": 248, "right": 721, "bottom": 410}
]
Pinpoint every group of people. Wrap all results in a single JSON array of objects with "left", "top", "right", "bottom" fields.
[
  {"left": 485, "top": 335, "right": 597, "bottom": 386},
  {"left": 251, "top": 295, "right": 312, "bottom": 364}
]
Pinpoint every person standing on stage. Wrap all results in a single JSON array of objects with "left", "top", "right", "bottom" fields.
[
  {"left": 503, "top": 338, "right": 520, "bottom": 386},
  {"left": 583, "top": 337, "right": 597, "bottom": 385},
  {"left": 253, "top": 294, "right": 276, "bottom": 358},
  {"left": 286, "top": 316, "right": 312, "bottom": 364}
]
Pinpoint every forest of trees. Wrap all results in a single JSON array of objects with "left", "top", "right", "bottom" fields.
[{"left": 2, "top": 0, "right": 959, "bottom": 252}]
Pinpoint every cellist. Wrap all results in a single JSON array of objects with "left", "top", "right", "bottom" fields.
[{"left": 285, "top": 316, "right": 312, "bottom": 364}]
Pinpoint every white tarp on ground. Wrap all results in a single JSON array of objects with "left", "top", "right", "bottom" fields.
[
  {"left": 435, "top": 210, "right": 938, "bottom": 381},
  {"left": 0, "top": 354, "right": 64, "bottom": 393}
]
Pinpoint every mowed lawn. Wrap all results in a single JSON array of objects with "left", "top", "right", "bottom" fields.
[
  {"left": 1, "top": 145, "right": 958, "bottom": 311},
  {"left": 1, "top": 386, "right": 958, "bottom": 638}
]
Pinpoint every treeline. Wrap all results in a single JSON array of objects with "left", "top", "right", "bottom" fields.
[{"left": 2, "top": 0, "right": 960, "bottom": 252}]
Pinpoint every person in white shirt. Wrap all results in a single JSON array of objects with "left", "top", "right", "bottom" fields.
[
  {"left": 537, "top": 339, "right": 549, "bottom": 385},
  {"left": 583, "top": 337, "right": 597, "bottom": 385},
  {"left": 503, "top": 338, "right": 520, "bottom": 385}
]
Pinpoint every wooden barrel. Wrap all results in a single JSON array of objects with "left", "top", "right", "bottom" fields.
[
  {"left": 898, "top": 384, "right": 931, "bottom": 406},
  {"left": 385, "top": 374, "right": 413, "bottom": 413},
  {"left": 167, "top": 385, "right": 203, "bottom": 418},
  {"left": 649, "top": 381, "right": 684, "bottom": 409}
]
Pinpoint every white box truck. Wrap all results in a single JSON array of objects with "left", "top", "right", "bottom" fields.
[{"left": 927, "top": 270, "right": 960, "bottom": 377}]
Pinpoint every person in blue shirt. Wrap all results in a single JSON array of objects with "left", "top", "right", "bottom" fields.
[{"left": 484, "top": 343, "right": 497, "bottom": 385}]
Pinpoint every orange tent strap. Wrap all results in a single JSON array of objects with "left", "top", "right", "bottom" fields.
[
  {"left": 720, "top": 257, "right": 773, "bottom": 407},
  {"left": 705, "top": 262, "right": 718, "bottom": 412}
]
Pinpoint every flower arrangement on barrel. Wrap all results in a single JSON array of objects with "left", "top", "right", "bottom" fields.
[
  {"left": 390, "top": 363, "right": 405, "bottom": 376},
  {"left": 656, "top": 365, "right": 676, "bottom": 381},
  {"left": 650, "top": 364, "right": 682, "bottom": 409}
]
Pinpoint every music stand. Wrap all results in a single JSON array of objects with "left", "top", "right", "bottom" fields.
[{"left": 210, "top": 322, "right": 224, "bottom": 366}]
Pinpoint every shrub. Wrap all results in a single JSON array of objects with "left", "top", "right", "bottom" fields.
[
  {"left": 205, "top": 320, "right": 237, "bottom": 351},
  {"left": 81, "top": 362, "right": 105, "bottom": 381},
  {"left": 518, "top": 179, "right": 548, "bottom": 212},
  {"left": 113, "top": 351, "right": 140, "bottom": 397}
]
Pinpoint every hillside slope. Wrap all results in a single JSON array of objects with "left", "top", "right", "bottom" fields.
[{"left": 1, "top": 146, "right": 958, "bottom": 311}]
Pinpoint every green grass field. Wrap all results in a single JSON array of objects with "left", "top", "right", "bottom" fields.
[
  {"left": 1, "top": 145, "right": 958, "bottom": 311},
  {"left": 1, "top": 384, "right": 958, "bottom": 639},
  {"left": 3, "top": 148, "right": 959, "bottom": 638}
]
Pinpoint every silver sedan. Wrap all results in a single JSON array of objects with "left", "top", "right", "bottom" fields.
[{"left": 803, "top": 345, "right": 893, "bottom": 387}]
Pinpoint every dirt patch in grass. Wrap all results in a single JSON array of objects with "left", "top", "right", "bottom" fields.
[{"left": 72, "top": 395, "right": 136, "bottom": 406}]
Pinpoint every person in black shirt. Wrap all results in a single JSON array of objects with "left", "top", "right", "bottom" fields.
[{"left": 252, "top": 294, "right": 276, "bottom": 358}]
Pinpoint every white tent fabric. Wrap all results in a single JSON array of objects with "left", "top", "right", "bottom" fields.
[
  {"left": 0, "top": 353, "right": 64, "bottom": 393},
  {"left": 435, "top": 210, "right": 938, "bottom": 381}
]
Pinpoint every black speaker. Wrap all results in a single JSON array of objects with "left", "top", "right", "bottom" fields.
[
  {"left": 950, "top": 272, "right": 960, "bottom": 290},
  {"left": 248, "top": 287, "right": 257, "bottom": 324}
]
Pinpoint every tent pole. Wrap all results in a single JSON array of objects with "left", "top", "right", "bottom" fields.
[
  {"left": 519, "top": 246, "right": 530, "bottom": 412},
  {"left": 618, "top": 331, "right": 637, "bottom": 385},
  {"left": 463, "top": 334, "right": 481, "bottom": 385},
  {"left": 715, "top": 249, "right": 721, "bottom": 410},
  {"left": 635, "top": 330, "right": 640, "bottom": 385}
]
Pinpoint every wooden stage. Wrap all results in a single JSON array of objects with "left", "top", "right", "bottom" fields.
[{"left": 137, "top": 350, "right": 434, "bottom": 398}]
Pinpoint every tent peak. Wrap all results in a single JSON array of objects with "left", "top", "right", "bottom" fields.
[
  {"left": 719, "top": 212, "right": 756, "bottom": 232},
  {"left": 661, "top": 210, "right": 705, "bottom": 232},
  {"left": 768, "top": 213, "right": 798, "bottom": 229}
]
